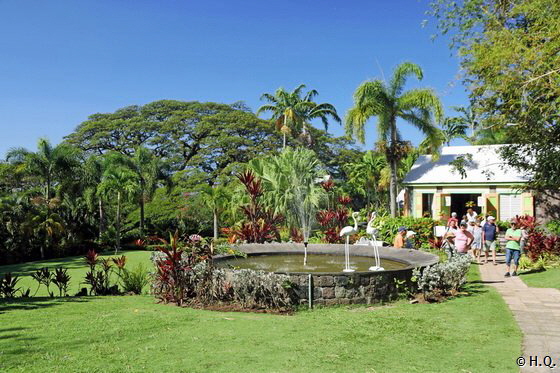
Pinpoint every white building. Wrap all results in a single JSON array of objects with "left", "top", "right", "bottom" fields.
[{"left": 402, "top": 145, "right": 534, "bottom": 221}]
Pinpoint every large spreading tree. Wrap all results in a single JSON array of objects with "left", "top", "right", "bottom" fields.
[{"left": 429, "top": 0, "right": 560, "bottom": 200}]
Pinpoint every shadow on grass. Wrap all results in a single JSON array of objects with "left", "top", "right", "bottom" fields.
[
  {"left": 0, "top": 327, "right": 37, "bottom": 345},
  {"left": 0, "top": 297, "right": 92, "bottom": 315},
  {"left": 518, "top": 268, "right": 546, "bottom": 276}
]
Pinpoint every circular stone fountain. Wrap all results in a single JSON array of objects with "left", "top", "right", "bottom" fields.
[{"left": 214, "top": 243, "right": 439, "bottom": 306}]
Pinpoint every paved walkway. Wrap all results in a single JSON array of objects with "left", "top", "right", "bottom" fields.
[{"left": 478, "top": 254, "right": 560, "bottom": 372}]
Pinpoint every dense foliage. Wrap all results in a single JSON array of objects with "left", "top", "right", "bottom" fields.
[{"left": 429, "top": 0, "right": 560, "bottom": 209}]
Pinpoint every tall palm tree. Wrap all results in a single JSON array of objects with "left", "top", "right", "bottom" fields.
[
  {"left": 6, "top": 138, "right": 80, "bottom": 202},
  {"left": 98, "top": 154, "right": 140, "bottom": 253},
  {"left": 345, "top": 62, "right": 443, "bottom": 216},
  {"left": 257, "top": 84, "right": 341, "bottom": 148},
  {"left": 81, "top": 156, "right": 105, "bottom": 240},
  {"left": 6, "top": 138, "right": 80, "bottom": 258},
  {"left": 110, "top": 147, "right": 172, "bottom": 237}
]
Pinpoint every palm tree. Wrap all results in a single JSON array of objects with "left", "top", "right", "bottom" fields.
[
  {"left": 451, "top": 105, "right": 478, "bottom": 139},
  {"left": 98, "top": 154, "right": 140, "bottom": 253},
  {"left": 344, "top": 151, "right": 388, "bottom": 208},
  {"left": 199, "top": 185, "right": 230, "bottom": 240},
  {"left": 6, "top": 138, "right": 80, "bottom": 258},
  {"left": 345, "top": 62, "right": 443, "bottom": 216},
  {"left": 109, "top": 147, "right": 172, "bottom": 237},
  {"left": 6, "top": 138, "right": 80, "bottom": 202},
  {"left": 441, "top": 118, "right": 468, "bottom": 146},
  {"left": 249, "top": 147, "right": 325, "bottom": 243},
  {"left": 257, "top": 84, "right": 341, "bottom": 148},
  {"left": 81, "top": 156, "right": 105, "bottom": 240}
]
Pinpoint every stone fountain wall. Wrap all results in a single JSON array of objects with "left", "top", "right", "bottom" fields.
[{"left": 288, "top": 269, "right": 413, "bottom": 306}]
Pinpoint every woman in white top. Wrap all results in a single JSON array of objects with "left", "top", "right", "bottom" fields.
[{"left": 466, "top": 208, "right": 478, "bottom": 223}]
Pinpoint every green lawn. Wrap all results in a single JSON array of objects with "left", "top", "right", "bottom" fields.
[
  {"left": 0, "top": 250, "right": 153, "bottom": 297},
  {"left": 0, "top": 255, "right": 522, "bottom": 373},
  {"left": 520, "top": 267, "right": 560, "bottom": 289}
]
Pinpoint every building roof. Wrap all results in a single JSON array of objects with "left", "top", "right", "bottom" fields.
[{"left": 403, "top": 145, "right": 530, "bottom": 185}]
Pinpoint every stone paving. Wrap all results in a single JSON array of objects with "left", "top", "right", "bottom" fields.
[{"left": 478, "top": 254, "right": 560, "bottom": 372}]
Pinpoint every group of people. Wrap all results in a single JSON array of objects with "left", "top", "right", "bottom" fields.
[{"left": 444, "top": 209, "right": 525, "bottom": 277}]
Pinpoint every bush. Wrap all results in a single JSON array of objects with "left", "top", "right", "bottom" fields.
[
  {"left": 120, "top": 264, "right": 149, "bottom": 294},
  {"left": 372, "top": 216, "right": 437, "bottom": 249},
  {"left": 413, "top": 254, "right": 471, "bottom": 301},
  {"left": 151, "top": 254, "right": 297, "bottom": 310},
  {"left": 546, "top": 220, "right": 560, "bottom": 235}
]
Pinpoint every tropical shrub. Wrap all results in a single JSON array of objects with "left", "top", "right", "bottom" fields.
[
  {"left": 229, "top": 171, "right": 283, "bottom": 243},
  {"left": 120, "top": 264, "right": 149, "bottom": 294},
  {"left": 152, "top": 232, "right": 212, "bottom": 305},
  {"left": 546, "top": 220, "right": 560, "bottom": 235},
  {"left": 0, "top": 273, "right": 21, "bottom": 298},
  {"left": 52, "top": 267, "right": 71, "bottom": 296},
  {"left": 151, "top": 258, "right": 297, "bottom": 310},
  {"left": 372, "top": 216, "right": 437, "bottom": 249},
  {"left": 31, "top": 267, "right": 53, "bottom": 297},
  {"left": 83, "top": 250, "right": 120, "bottom": 295},
  {"left": 525, "top": 231, "right": 560, "bottom": 261},
  {"left": 413, "top": 254, "right": 471, "bottom": 301}
]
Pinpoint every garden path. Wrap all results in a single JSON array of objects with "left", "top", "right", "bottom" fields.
[{"left": 479, "top": 254, "right": 560, "bottom": 372}]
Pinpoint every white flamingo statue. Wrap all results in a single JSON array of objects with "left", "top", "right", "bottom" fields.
[
  {"left": 366, "top": 212, "right": 384, "bottom": 271},
  {"left": 339, "top": 212, "right": 359, "bottom": 272}
]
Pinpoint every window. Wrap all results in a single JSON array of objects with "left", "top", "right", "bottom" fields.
[
  {"left": 422, "top": 193, "right": 434, "bottom": 217},
  {"left": 499, "top": 194, "right": 522, "bottom": 221}
]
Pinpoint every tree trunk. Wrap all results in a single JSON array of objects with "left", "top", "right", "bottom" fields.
[
  {"left": 116, "top": 191, "right": 121, "bottom": 254},
  {"left": 282, "top": 132, "right": 286, "bottom": 149},
  {"left": 389, "top": 157, "right": 398, "bottom": 217},
  {"left": 213, "top": 209, "right": 218, "bottom": 240},
  {"left": 389, "top": 119, "right": 398, "bottom": 217},
  {"left": 98, "top": 199, "right": 104, "bottom": 241},
  {"left": 140, "top": 196, "right": 145, "bottom": 238}
]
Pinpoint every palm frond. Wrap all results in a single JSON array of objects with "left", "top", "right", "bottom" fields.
[
  {"left": 389, "top": 62, "right": 423, "bottom": 96},
  {"left": 398, "top": 88, "right": 444, "bottom": 123}
]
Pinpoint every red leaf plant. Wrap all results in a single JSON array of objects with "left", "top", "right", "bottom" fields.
[{"left": 230, "top": 170, "right": 283, "bottom": 243}]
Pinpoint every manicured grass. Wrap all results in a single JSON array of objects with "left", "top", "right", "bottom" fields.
[
  {"left": 0, "top": 250, "right": 153, "bottom": 296},
  {"left": 0, "top": 262, "right": 521, "bottom": 373},
  {"left": 520, "top": 267, "right": 560, "bottom": 289}
]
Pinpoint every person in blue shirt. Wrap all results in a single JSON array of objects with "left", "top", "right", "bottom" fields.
[{"left": 481, "top": 216, "right": 500, "bottom": 265}]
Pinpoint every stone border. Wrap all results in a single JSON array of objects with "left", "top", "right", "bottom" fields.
[
  {"left": 215, "top": 242, "right": 439, "bottom": 274},
  {"left": 214, "top": 243, "right": 439, "bottom": 305}
]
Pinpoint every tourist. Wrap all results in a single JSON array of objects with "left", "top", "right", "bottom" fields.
[
  {"left": 504, "top": 221, "right": 523, "bottom": 277},
  {"left": 405, "top": 230, "right": 416, "bottom": 249},
  {"left": 447, "top": 212, "right": 459, "bottom": 227},
  {"left": 471, "top": 220, "right": 483, "bottom": 261},
  {"left": 454, "top": 222, "right": 474, "bottom": 256},
  {"left": 466, "top": 208, "right": 478, "bottom": 223},
  {"left": 481, "top": 215, "right": 499, "bottom": 265},
  {"left": 460, "top": 215, "right": 468, "bottom": 226},
  {"left": 393, "top": 226, "right": 406, "bottom": 248}
]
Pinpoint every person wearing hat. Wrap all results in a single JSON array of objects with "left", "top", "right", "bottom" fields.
[
  {"left": 405, "top": 230, "right": 416, "bottom": 249},
  {"left": 481, "top": 215, "right": 499, "bottom": 265},
  {"left": 447, "top": 212, "right": 459, "bottom": 227},
  {"left": 504, "top": 221, "right": 523, "bottom": 277},
  {"left": 393, "top": 226, "right": 407, "bottom": 248}
]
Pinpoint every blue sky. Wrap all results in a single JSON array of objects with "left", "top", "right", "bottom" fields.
[{"left": 0, "top": 0, "right": 467, "bottom": 157}]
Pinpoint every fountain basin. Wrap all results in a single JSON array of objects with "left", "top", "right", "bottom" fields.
[{"left": 214, "top": 243, "right": 439, "bottom": 306}]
